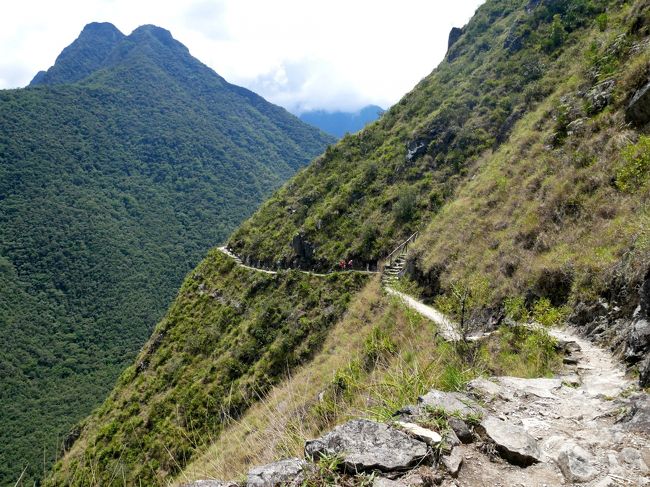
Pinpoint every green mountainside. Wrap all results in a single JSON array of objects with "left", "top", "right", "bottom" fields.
[
  {"left": 229, "top": 0, "right": 648, "bottom": 307},
  {"left": 47, "top": 0, "right": 650, "bottom": 485},
  {"left": 0, "top": 23, "right": 333, "bottom": 485}
]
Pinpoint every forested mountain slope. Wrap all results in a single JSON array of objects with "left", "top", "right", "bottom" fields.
[
  {"left": 0, "top": 22, "right": 332, "bottom": 485},
  {"left": 48, "top": 0, "right": 650, "bottom": 485}
]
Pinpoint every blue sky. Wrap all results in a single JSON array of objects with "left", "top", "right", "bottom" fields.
[{"left": 0, "top": 0, "right": 484, "bottom": 113}]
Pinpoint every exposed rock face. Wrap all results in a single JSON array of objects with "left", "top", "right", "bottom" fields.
[
  {"left": 556, "top": 442, "right": 599, "bottom": 483},
  {"left": 621, "top": 393, "right": 650, "bottom": 433},
  {"left": 478, "top": 416, "right": 542, "bottom": 467},
  {"left": 468, "top": 377, "right": 508, "bottom": 402},
  {"left": 503, "top": 20, "right": 528, "bottom": 53},
  {"left": 418, "top": 389, "right": 485, "bottom": 416},
  {"left": 586, "top": 79, "right": 615, "bottom": 114},
  {"left": 626, "top": 81, "right": 650, "bottom": 126},
  {"left": 291, "top": 233, "right": 315, "bottom": 264},
  {"left": 246, "top": 458, "right": 313, "bottom": 487},
  {"left": 305, "top": 419, "right": 429, "bottom": 473},
  {"left": 626, "top": 269, "right": 650, "bottom": 386},
  {"left": 373, "top": 478, "right": 408, "bottom": 487},
  {"left": 448, "top": 27, "right": 463, "bottom": 49},
  {"left": 405, "top": 140, "right": 428, "bottom": 162}
]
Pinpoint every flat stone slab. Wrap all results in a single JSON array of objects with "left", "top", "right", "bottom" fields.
[
  {"left": 305, "top": 419, "right": 428, "bottom": 473},
  {"left": 394, "top": 421, "right": 442, "bottom": 445},
  {"left": 479, "top": 416, "right": 542, "bottom": 467},
  {"left": 418, "top": 389, "right": 485, "bottom": 416},
  {"left": 247, "top": 458, "right": 313, "bottom": 487},
  {"left": 496, "top": 377, "right": 562, "bottom": 399},
  {"left": 181, "top": 481, "right": 238, "bottom": 487},
  {"left": 468, "top": 377, "right": 509, "bottom": 402},
  {"left": 373, "top": 478, "right": 408, "bottom": 487}
]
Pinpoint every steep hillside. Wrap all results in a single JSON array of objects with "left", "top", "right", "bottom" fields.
[
  {"left": 299, "top": 105, "right": 385, "bottom": 138},
  {"left": 47, "top": 251, "right": 367, "bottom": 485},
  {"left": 0, "top": 23, "right": 332, "bottom": 485},
  {"left": 47, "top": 0, "right": 650, "bottom": 485},
  {"left": 229, "top": 0, "right": 648, "bottom": 347}
]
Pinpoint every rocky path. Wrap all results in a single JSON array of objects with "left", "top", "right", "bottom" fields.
[
  {"left": 183, "top": 268, "right": 648, "bottom": 487},
  {"left": 385, "top": 290, "right": 649, "bottom": 486},
  {"left": 384, "top": 287, "right": 462, "bottom": 342},
  {"left": 213, "top": 245, "right": 649, "bottom": 485},
  {"left": 455, "top": 326, "right": 650, "bottom": 487}
]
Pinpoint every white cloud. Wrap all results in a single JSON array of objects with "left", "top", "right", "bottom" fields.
[{"left": 0, "top": 0, "right": 484, "bottom": 112}]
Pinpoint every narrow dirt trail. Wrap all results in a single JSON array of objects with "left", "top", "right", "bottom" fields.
[
  {"left": 217, "top": 246, "right": 378, "bottom": 277},
  {"left": 384, "top": 286, "right": 462, "bottom": 341}
]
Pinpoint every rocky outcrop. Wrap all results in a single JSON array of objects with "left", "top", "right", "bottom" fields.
[
  {"left": 586, "top": 79, "right": 615, "bottom": 114},
  {"left": 625, "top": 269, "right": 650, "bottom": 386},
  {"left": 305, "top": 419, "right": 429, "bottom": 473},
  {"left": 478, "top": 416, "right": 542, "bottom": 467},
  {"left": 246, "top": 458, "right": 313, "bottom": 487},
  {"left": 187, "top": 327, "right": 648, "bottom": 487},
  {"left": 448, "top": 27, "right": 463, "bottom": 49},
  {"left": 626, "top": 80, "right": 650, "bottom": 126},
  {"left": 405, "top": 140, "right": 428, "bottom": 163},
  {"left": 291, "top": 233, "right": 315, "bottom": 265}
]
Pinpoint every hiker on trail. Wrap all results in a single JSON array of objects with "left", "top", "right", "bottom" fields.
[
  {"left": 348, "top": 259, "right": 353, "bottom": 269},
  {"left": 339, "top": 260, "right": 346, "bottom": 270}
]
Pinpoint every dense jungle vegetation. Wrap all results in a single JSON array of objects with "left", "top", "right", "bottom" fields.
[{"left": 0, "top": 22, "right": 332, "bottom": 485}]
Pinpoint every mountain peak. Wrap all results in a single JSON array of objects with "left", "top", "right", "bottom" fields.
[
  {"left": 80, "top": 21, "right": 122, "bottom": 37},
  {"left": 30, "top": 22, "right": 124, "bottom": 86},
  {"left": 126, "top": 24, "right": 189, "bottom": 54},
  {"left": 29, "top": 22, "right": 203, "bottom": 88}
]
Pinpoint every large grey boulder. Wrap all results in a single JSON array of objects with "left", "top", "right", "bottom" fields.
[
  {"left": 418, "top": 389, "right": 484, "bottom": 416},
  {"left": 305, "top": 419, "right": 429, "bottom": 473},
  {"left": 556, "top": 442, "right": 599, "bottom": 483},
  {"left": 479, "top": 416, "right": 542, "bottom": 467},
  {"left": 627, "top": 81, "right": 650, "bottom": 126},
  {"left": 246, "top": 458, "right": 313, "bottom": 487}
]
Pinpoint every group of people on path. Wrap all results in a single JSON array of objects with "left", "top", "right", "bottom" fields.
[{"left": 338, "top": 259, "right": 353, "bottom": 270}]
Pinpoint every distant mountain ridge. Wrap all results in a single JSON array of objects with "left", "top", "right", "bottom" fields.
[
  {"left": 299, "top": 105, "right": 384, "bottom": 138},
  {"left": 0, "top": 22, "right": 333, "bottom": 486}
]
